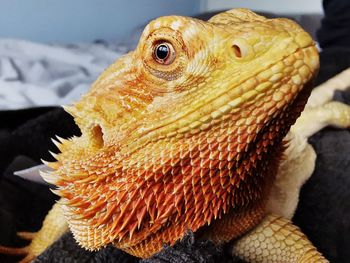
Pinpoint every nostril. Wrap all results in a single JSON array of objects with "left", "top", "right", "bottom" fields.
[
  {"left": 91, "top": 125, "right": 104, "bottom": 148},
  {"left": 232, "top": 44, "right": 242, "bottom": 58}
]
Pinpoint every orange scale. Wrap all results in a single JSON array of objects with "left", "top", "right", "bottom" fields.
[
  {"left": 199, "top": 158, "right": 211, "bottom": 169},
  {"left": 217, "top": 141, "right": 228, "bottom": 152},
  {"left": 184, "top": 205, "right": 196, "bottom": 222},
  {"left": 179, "top": 158, "right": 191, "bottom": 167},
  {"left": 141, "top": 170, "right": 155, "bottom": 181},
  {"left": 200, "top": 147, "right": 212, "bottom": 158},
  {"left": 209, "top": 159, "right": 220, "bottom": 170},
  {"left": 169, "top": 166, "right": 181, "bottom": 177},
  {"left": 174, "top": 194, "right": 184, "bottom": 213},
  {"left": 159, "top": 165, "right": 172, "bottom": 175},
  {"left": 189, "top": 156, "right": 201, "bottom": 167},
  {"left": 143, "top": 190, "right": 155, "bottom": 210},
  {"left": 179, "top": 165, "right": 191, "bottom": 176},
  {"left": 219, "top": 174, "right": 230, "bottom": 188},
  {"left": 189, "top": 149, "right": 200, "bottom": 159},
  {"left": 163, "top": 183, "right": 175, "bottom": 195},
  {"left": 152, "top": 170, "right": 166, "bottom": 182}
]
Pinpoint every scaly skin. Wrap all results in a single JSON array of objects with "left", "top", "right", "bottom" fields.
[
  {"left": 232, "top": 215, "right": 326, "bottom": 262},
  {"left": 45, "top": 8, "right": 319, "bottom": 258},
  {"left": 45, "top": 9, "right": 320, "bottom": 258},
  {"left": 1, "top": 9, "right": 337, "bottom": 262}
]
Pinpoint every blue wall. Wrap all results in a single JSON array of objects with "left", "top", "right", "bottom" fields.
[{"left": 0, "top": 0, "right": 200, "bottom": 43}]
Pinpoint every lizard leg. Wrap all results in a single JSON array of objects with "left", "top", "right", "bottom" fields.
[
  {"left": 306, "top": 67, "right": 350, "bottom": 108},
  {"left": 267, "top": 100, "right": 350, "bottom": 219},
  {"left": 292, "top": 101, "right": 350, "bottom": 138},
  {"left": 266, "top": 132, "right": 316, "bottom": 219},
  {"left": 231, "top": 214, "right": 328, "bottom": 263},
  {"left": 0, "top": 202, "right": 68, "bottom": 262},
  {"left": 201, "top": 201, "right": 266, "bottom": 244}
]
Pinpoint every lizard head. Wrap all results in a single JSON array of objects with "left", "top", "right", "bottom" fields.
[{"left": 44, "top": 9, "right": 319, "bottom": 257}]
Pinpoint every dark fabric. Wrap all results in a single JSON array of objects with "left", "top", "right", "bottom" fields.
[
  {"left": 294, "top": 129, "right": 350, "bottom": 262},
  {"left": 0, "top": 107, "right": 81, "bottom": 175},
  {"left": 317, "top": 0, "right": 350, "bottom": 49},
  {"left": 33, "top": 232, "right": 242, "bottom": 263},
  {"left": 315, "top": 47, "right": 350, "bottom": 86},
  {"left": 314, "top": 0, "right": 350, "bottom": 87},
  {"left": 34, "top": 232, "right": 137, "bottom": 263},
  {"left": 293, "top": 90, "right": 350, "bottom": 263},
  {"left": 291, "top": 4, "right": 350, "bottom": 257},
  {"left": 0, "top": 108, "right": 80, "bottom": 263},
  {"left": 141, "top": 233, "right": 243, "bottom": 263}
]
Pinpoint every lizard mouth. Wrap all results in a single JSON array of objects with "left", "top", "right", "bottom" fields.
[{"left": 59, "top": 45, "right": 318, "bottom": 164}]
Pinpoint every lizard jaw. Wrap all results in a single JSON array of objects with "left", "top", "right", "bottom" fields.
[{"left": 45, "top": 44, "right": 318, "bottom": 183}]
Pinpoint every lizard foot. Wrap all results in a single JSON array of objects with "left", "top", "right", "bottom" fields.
[
  {"left": 291, "top": 101, "right": 350, "bottom": 138},
  {"left": 0, "top": 203, "right": 69, "bottom": 262},
  {"left": 0, "top": 230, "right": 50, "bottom": 262},
  {"left": 0, "top": 234, "right": 36, "bottom": 263}
]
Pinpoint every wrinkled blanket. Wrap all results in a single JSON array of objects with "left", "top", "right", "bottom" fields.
[{"left": 0, "top": 39, "right": 129, "bottom": 109}]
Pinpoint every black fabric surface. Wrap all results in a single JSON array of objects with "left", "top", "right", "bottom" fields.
[
  {"left": 34, "top": 232, "right": 137, "bottom": 263},
  {"left": 34, "top": 232, "right": 242, "bottom": 263},
  {"left": 315, "top": 0, "right": 350, "bottom": 87},
  {"left": 317, "top": 0, "right": 350, "bottom": 49},
  {"left": 0, "top": 108, "right": 80, "bottom": 263}
]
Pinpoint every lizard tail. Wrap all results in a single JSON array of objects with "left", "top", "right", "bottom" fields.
[{"left": 231, "top": 214, "right": 328, "bottom": 263}]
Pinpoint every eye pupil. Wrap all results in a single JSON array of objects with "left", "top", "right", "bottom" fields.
[
  {"left": 156, "top": 44, "right": 169, "bottom": 60},
  {"left": 152, "top": 42, "right": 175, "bottom": 65}
]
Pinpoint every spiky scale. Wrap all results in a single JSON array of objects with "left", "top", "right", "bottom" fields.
[{"left": 24, "top": 8, "right": 325, "bottom": 262}]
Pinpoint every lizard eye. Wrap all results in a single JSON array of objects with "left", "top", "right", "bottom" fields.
[{"left": 153, "top": 42, "right": 176, "bottom": 65}]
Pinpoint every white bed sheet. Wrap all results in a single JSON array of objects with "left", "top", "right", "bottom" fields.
[{"left": 0, "top": 39, "right": 129, "bottom": 109}]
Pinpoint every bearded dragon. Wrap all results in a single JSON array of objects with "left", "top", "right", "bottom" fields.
[{"left": 2, "top": 8, "right": 350, "bottom": 263}]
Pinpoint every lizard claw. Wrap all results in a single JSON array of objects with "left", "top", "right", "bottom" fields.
[
  {"left": 0, "top": 243, "right": 35, "bottom": 263},
  {"left": 17, "top": 231, "right": 37, "bottom": 241},
  {"left": 0, "top": 231, "right": 39, "bottom": 262},
  {"left": 1, "top": 203, "right": 69, "bottom": 262},
  {"left": 0, "top": 244, "right": 29, "bottom": 256}
]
